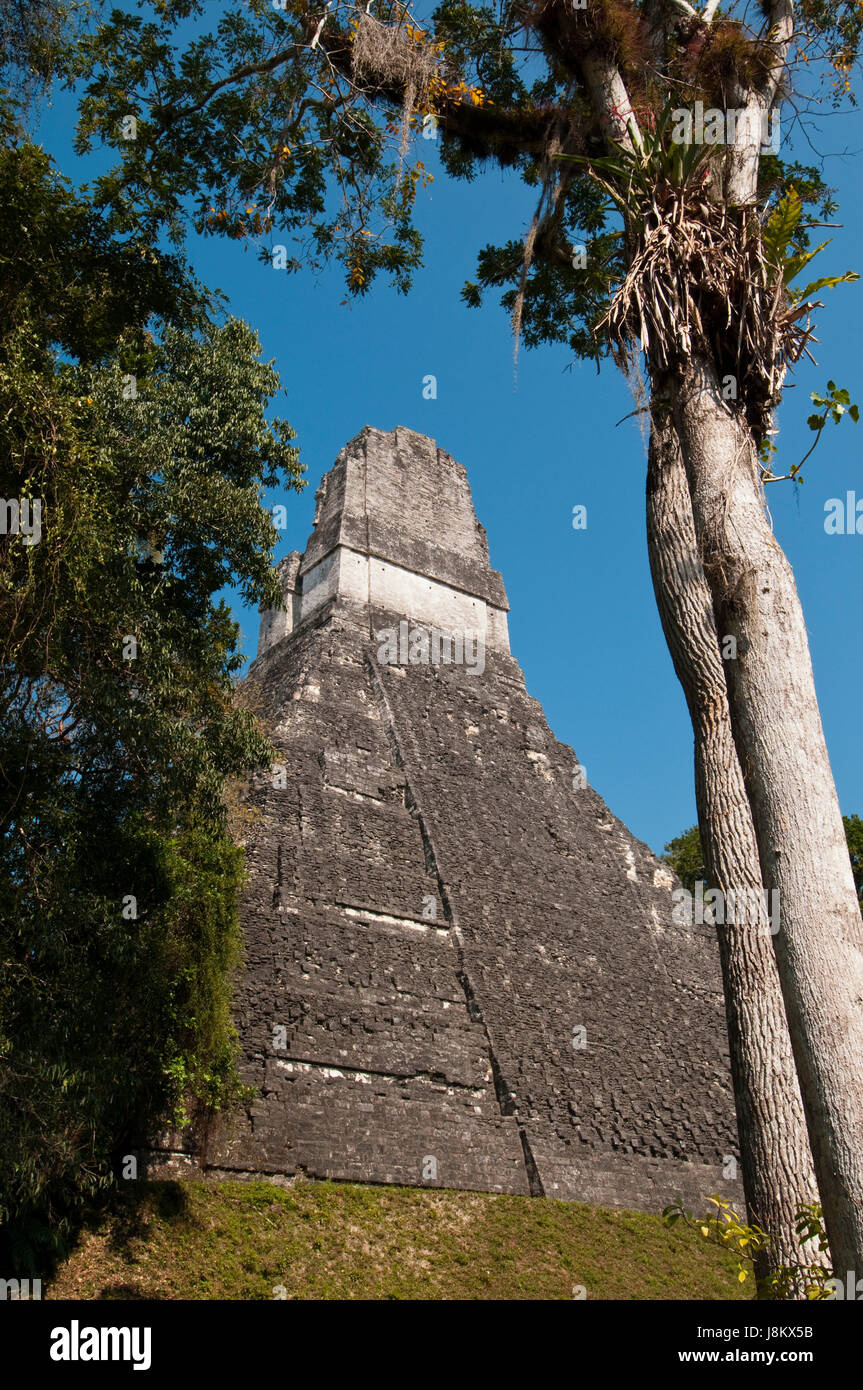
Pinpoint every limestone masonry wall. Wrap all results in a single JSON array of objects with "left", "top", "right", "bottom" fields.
[{"left": 159, "top": 426, "right": 743, "bottom": 1214}]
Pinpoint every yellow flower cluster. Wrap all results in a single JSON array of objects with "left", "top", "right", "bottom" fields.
[
  {"left": 426, "top": 70, "right": 488, "bottom": 111},
  {"left": 206, "top": 204, "right": 274, "bottom": 240}
]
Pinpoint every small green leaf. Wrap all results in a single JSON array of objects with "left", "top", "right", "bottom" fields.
[
  {"left": 764, "top": 188, "right": 802, "bottom": 267},
  {"left": 783, "top": 239, "right": 831, "bottom": 287}
]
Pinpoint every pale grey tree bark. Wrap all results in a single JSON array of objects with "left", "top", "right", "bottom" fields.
[
  {"left": 646, "top": 412, "right": 819, "bottom": 1285},
  {"left": 499, "top": 0, "right": 862, "bottom": 1277},
  {"left": 578, "top": 0, "right": 863, "bottom": 1278},
  {"left": 671, "top": 356, "right": 863, "bottom": 1278}
]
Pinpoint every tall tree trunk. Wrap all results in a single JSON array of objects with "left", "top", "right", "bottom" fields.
[
  {"left": 646, "top": 412, "right": 818, "bottom": 1287},
  {"left": 670, "top": 354, "right": 863, "bottom": 1279}
]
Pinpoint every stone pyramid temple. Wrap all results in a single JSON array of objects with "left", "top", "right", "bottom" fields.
[{"left": 174, "top": 425, "right": 743, "bottom": 1212}]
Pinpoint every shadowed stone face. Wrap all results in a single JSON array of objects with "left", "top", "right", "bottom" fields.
[{"left": 163, "top": 426, "right": 742, "bottom": 1212}]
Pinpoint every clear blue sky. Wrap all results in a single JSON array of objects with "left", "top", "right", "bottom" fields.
[{"left": 32, "top": 10, "right": 863, "bottom": 857}]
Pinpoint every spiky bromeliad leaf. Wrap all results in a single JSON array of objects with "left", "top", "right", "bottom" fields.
[
  {"left": 793, "top": 270, "right": 860, "bottom": 301},
  {"left": 763, "top": 188, "right": 803, "bottom": 269}
]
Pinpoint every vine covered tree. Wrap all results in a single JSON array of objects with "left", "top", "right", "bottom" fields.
[{"left": 0, "top": 105, "right": 303, "bottom": 1266}]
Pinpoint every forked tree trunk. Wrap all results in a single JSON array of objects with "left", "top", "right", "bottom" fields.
[
  {"left": 646, "top": 413, "right": 818, "bottom": 1287},
  {"left": 671, "top": 354, "right": 863, "bottom": 1279}
]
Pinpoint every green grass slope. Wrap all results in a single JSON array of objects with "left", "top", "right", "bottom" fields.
[{"left": 46, "top": 1179, "right": 752, "bottom": 1301}]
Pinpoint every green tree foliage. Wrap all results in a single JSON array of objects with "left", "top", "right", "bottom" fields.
[
  {"left": 843, "top": 814, "right": 863, "bottom": 906},
  {"left": 660, "top": 824, "right": 705, "bottom": 896},
  {"left": 663, "top": 819, "right": 863, "bottom": 908},
  {"left": 0, "top": 110, "right": 303, "bottom": 1269},
  {"left": 665, "top": 1195, "right": 831, "bottom": 1299},
  {"left": 0, "top": 0, "right": 87, "bottom": 109},
  {"left": 60, "top": 0, "right": 855, "bottom": 349},
  {"left": 52, "top": 0, "right": 863, "bottom": 1278}
]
